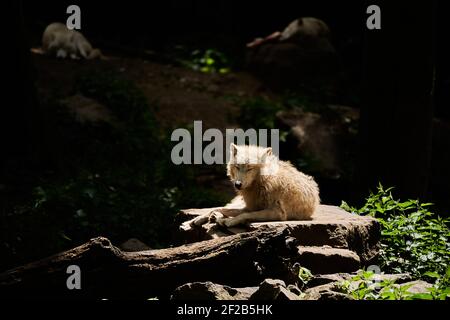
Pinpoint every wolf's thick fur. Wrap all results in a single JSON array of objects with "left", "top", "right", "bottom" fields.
[
  {"left": 42, "top": 22, "right": 102, "bottom": 60},
  {"left": 191, "top": 144, "right": 320, "bottom": 228}
]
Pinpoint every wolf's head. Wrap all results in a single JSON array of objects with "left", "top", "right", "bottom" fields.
[{"left": 227, "top": 144, "right": 279, "bottom": 190}]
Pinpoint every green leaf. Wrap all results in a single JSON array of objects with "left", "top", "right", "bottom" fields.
[
  {"left": 408, "top": 293, "right": 433, "bottom": 300},
  {"left": 423, "top": 271, "right": 440, "bottom": 279},
  {"left": 341, "top": 184, "right": 450, "bottom": 280}
]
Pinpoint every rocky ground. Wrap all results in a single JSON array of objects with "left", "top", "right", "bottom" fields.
[
  {"left": 171, "top": 275, "right": 432, "bottom": 301},
  {"left": 170, "top": 201, "right": 433, "bottom": 300}
]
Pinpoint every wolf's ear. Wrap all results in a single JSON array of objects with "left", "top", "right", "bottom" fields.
[
  {"left": 265, "top": 147, "right": 273, "bottom": 156},
  {"left": 230, "top": 143, "right": 238, "bottom": 157}
]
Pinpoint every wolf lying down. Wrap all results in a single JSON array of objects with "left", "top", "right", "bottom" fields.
[
  {"left": 190, "top": 144, "right": 320, "bottom": 228},
  {"left": 42, "top": 22, "right": 102, "bottom": 60}
]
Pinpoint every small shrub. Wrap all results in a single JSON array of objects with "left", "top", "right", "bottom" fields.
[
  {"left": 341, "top": 184, "right": 450, "bottom": 281},
  {"left": 179, "top": 48, "right": 231, "bottom": 74},
  {"left": 298, "top": 266, "right": 313, "bottom": 289}
]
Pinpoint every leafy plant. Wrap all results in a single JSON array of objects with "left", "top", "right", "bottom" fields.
[
  {"left": 338, "top": 270, "right": 397, "bottom": 300},
  {"left": 341, "top": 184, "right": 450, "bottom": 280},
  {"left": 298, "top": 266, "right": 313, "bottom": 289},
  {"left": 411, "top": 268, "right": 450, "bottom": 300},
  {"left": 338, "top": 268, "right": 450, "bottom": 300},
  {"left": 179, "top": 48, "right": 231, "bottom": 74}
]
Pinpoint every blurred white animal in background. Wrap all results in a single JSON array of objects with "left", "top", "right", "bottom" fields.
[
  {"left": 41, "top": 22, "right": 102, "bottom": 60},
  {"left": 247, "top": 17, "right": 330, "bottom": 48}
]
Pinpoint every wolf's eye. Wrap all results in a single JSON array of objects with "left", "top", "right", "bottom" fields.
[{"left": 246, "top": 167, "right": 254, "bottom": 172}]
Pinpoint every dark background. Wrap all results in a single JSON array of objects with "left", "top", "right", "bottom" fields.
[{"left": 18, "top": 0, "right": 450, "bottom": 204}]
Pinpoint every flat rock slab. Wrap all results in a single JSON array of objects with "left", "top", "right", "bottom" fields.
[
  {"left": 297, "top": 246, "right": 360, "bottom": 274},
  {"left": 175, "top": 204, "right": 380, "bottom": 264}
]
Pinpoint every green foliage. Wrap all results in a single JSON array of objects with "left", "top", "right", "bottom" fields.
[
  {"left": 338, "top": 268, "right": 450, "bottom": 300},
  {"left": 340, "top": 185, "right": 450, "bottom": 300},
  {"left": 179, "top": 48, "right": 231, "bottom": 74},
  {"left": 298, "top": 266, "right": 313, "bottom": 289},
  {"left": 341, "top": 184, "right": 450, "bottom": 281},
  {"left": 338, "top": 270, "right": 402, "bottom": 300}
]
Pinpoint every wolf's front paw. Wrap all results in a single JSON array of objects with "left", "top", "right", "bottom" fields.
[
  {"left": 216, "top": 216, "right": 243, "bottom": 227},
  {"left": 190, "top": 214, "right": 209, "bottom": 227},
  {"left": 215, "top": 216, "right": 230, "bottom": 227},
  {"left": 56, "top": 49, "right": 67, "bottom": 59},
  {"left": 208, "top": 210, "right": 224, "bottom": 223}
]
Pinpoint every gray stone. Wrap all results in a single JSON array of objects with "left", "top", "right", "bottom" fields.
[
  {"left": 306, "top": 273, "right": 351, "bottom": 288},
  {"left": 171, "top": 282, "right": 257, "bottom": 300},
  {"left": 318, "top": 291, "right": 354, "bottom": 300},
  {"left": 246, "top": 17, "right": 339, "bottom": 88},
  {"left": 287, "top": 284, "right": 302, "bottom": 296},
  {"left": 400, "top": 280, "right": 433, "bottom": 294},
  {"left": 177, "top": 203, "right": 380, "bottom": 265},
  {"left": 304, "top": 283, "right": 350, "bottom": 300},
  {"left": 276, "top": 107, "right": 360, "bottom": 179},
  {"left": 297, "top": 246, "right": 361, "bottom": 274},
  {"left": 249, "top": 279, "right": 301, "bottom": 301}
]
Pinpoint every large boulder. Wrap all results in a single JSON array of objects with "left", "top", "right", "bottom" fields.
[
  {"left": 176, "top": 203, "right": 380, "bottom": 266},
  {"left": 276, "top": 106, "right": 360, "bottom": 179},
  {"left": 246, "top": 17, "right": 339, "bottom": 89}
]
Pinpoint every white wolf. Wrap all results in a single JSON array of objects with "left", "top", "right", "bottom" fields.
[
  {"left": 247, "top": 17, "right": 330, "bottom": 48},
  {"left": 191, "top": 144, "right": 320, "bottom": 227},
  {"left": 42, "top": 22, "right": 102, "bottom": 60}
]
